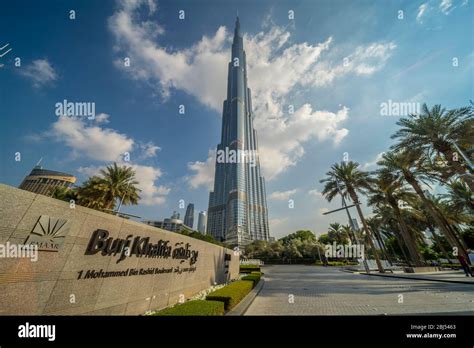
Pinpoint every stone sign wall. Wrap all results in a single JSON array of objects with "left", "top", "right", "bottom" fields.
[{"left": 0, "top": 184, "right": 239, "bottom": 315}]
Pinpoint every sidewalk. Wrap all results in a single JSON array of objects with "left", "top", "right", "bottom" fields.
[{"left": 357, "top": 269, "right": 474, "bottom": 285}]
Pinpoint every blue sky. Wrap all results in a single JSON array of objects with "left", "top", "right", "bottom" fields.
[{"left": 1, "top": 0, "right": 472, "bottom": 239}]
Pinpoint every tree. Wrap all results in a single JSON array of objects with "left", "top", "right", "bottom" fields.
[
  {"left": 368, "top": 169, "right": 425, "bottom": 266},
  {"left": 441, "top": 180, "right": 474, "bottom": 213},
  {"left": 320, "top": 161, "right": 384, "bottom": 272},
  {"left": 377, "top": 150, "right": 469, "bottom": 260},
  {"left": 280, "top": 230, "right": 316, "bottom": 245},
  {"left": 327, "top": 223, "right": 350, "bottom": 245},
  {"left": 341, "top": 225, "right": 356, "bottom": 244},
  {"left": 97, "top": 163, "right": 141, "bottom": 210},
  {"left": 76, "top": 176, "right": 108, "bottom": 210},
  {"left": 77, "top": 163, "right": 141, "bottom": 211},
  {"left": 50, "top": 186, "right": 78, "bottom": 202},
  {"left": 318, "top": 234, "right": 330, "bottom": 245},
  {"left": 392, "top": 103, "right": 474, "bottom": 190}
]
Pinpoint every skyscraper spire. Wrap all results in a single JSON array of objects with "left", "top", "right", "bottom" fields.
[
  {"left": 207, "top": 17, "right": 270, "bottom": 248},
  {"left": 234, "top": 15, "right": 240, "bottom": 38}
]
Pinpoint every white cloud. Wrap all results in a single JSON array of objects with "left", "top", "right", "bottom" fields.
[
  {"left": 417, "top": 0, "right": 468, "bottom": 23},
  {"left": 440, "top": 0, "right": 454, "bottom": 13},
  {"left": 302, "top": 42, "right": 396, "bottom": 87},
  {"left": 78, "top": 163, "right": 170, "bottom": 206},
  {"left": 268, "top": 189, "right": 297, "bottom": 201},
  {"left": 131, "top": 164, "right": 169, "bottom": 205},
  {"left": 45, "top": 115, "right": 160, "bottom": 163},
  {"left": 95, "top": 113, "right": 110, "bottom": 124},
  {"left": 256, "top": 105, "right": 350, "bottom": 179},
  {"left": 318, "top": 208, "right": 330, "bottom": 215},
  {"left": 50, "top": 116, "right": 134, "bottom": 162},
  {"left": 417, "top": 3, "right": 429, "bottom": 23},
  {"left": 108, "top": 1, "right": 228, "bottom": 110},
  {"left": 109, "top": 1, "right": 395, "bottom": 179},
  {"left": 139, "top": 142, "right": 161, "bottom": 159},
  {"left": 19, "top": 59, "right": 57, "bottom": 88},
  {"left": 269, "top": 217, "right": 288, "bottom": 228},
  {"left": 308, "top": 189, "right": 323, "bottom": 198},
  {"left": 186, "top": 149, "right": 216, "bottom": 189},
  {"left": 361, "top": 152, "right": 385, "bottom": 170},
  {"left": 45, "top": 112, "right": 169, "bottom": 206}
]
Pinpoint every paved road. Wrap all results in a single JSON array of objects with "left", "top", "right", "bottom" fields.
[{"left": 244, "top": 265, "right": 474, "bottom": 315}]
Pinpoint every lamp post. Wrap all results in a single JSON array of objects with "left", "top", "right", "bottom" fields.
[{"left": 322, "top": 180, "right": 370, "bottom": 273}]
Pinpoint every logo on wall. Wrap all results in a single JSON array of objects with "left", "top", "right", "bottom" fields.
[{"left": 24, "top": 215, "right": 71, "bottom": 251}]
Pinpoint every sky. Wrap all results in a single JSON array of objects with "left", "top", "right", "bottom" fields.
[{"left": 1, "top": 0, "right": 472, "bottom": 239}]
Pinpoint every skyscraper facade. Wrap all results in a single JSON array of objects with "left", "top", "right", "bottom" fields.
[
  {"left": 207, "top": 17, "right": 270, "bottom": 248},
  {"left": 197, "top": 211, "right": 207, "bottom": 234},
  {"left": 184, "top": 203, "right": 194, "bottom": 229}
]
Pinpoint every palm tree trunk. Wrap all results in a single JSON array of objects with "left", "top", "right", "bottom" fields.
[
  {"left": 405, "top": 174, "right": 469, "bottom": 260},
  {"left": 348, "top": 190, "right": 385, "bottom": 273},
  {"left": 430, "top": 227, "right": 452, "bottom": 263},
  {"left": 393, "top": 230, "right": 411, "bottom": 265},
  {"left": 389, "top": 202, "right": 425, "bottom": 266},
  {"left": 372, "top": 227, "right": 393, "bottom": 265}
]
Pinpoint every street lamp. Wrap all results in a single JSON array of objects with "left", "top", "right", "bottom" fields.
[{"left": 321, "top": 179, "right": 370, "bottom": 273}]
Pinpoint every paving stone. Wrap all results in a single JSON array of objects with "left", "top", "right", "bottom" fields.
[{"left": 244, "top": 265, "right": 474, "bottom": 315}]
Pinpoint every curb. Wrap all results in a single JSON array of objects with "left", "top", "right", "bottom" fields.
[
  {"left": 226, "top": 278, "right": 265, "bottom": 316},
  {"left": 357, "top": 271, "right": 474, "bottom": 285}
]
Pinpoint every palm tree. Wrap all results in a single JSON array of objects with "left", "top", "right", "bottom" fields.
[
  {"left": 50, "top": 185, "right": 78, "bottom": 201},
  {"left": 328, "top": 222, "right": 350, "bottom": 245},
  {"left": 77, "top": 176, "right": 108, "bottom": 209},
  {"left": 320, "top": 161, "right": 384, "bottom": 272},
  {"left": 391, "top": 103, "right": 474, "bottom": 190},
  {"left": 430, "top": 194, "right": 471, "bottom": 250},
  {"left": 341, "top": 224, "right": 356, "bottom": 244},
  {"left": 377, "top": 150, "right": 469, "bottom": 260},
  {"left": 78, "top": 163, "right": 141, "bottom": 211},
  {"left": 442, "top": 180, "right": 474, "bottom": 213},
  {"left": 367, "top": 215, "right": 393, "bottom": 264},
  {"left": 368, "top": 170, "right": 425, "bottom": 266},
  {"left": 98, "top": 163, "right": 141, "bottom": 210},
  {"left": 372, "top": 205, "right": 411, "bottom": 264}
]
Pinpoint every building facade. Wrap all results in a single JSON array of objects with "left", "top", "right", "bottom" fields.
[
  {"left": 207, "top": 17, "right": 270, "bottom": 248},
  {"left": 19, "top": 165, "right": 76, "bottom": 196},
  {"left": 197, "top": 211, "right": 207, "bottom": 234},
  {"left": 184, "top": 203, "right": 194, "bottom": 229},
  {"left": 144, "top": 211, "right": 193, "bottom": 234}
]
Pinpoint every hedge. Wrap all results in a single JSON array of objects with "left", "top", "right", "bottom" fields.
[
  {"left": 441, "top": 263, "right": 461, "bottom": 268},
  {"left": 240, "top": 264, "right": 261, "bottom": 273},
  {"left": 206, "top": 280, "right": 253, "bottom": 310},
  {"left": 152, "top": 300, "right": 225, "bottom": 316},
  {"left": 315, "top": 260, "right": 359, "bottom": 266},
  {"left": 241, "top": 274, "right": 261, "bottom": 288}
]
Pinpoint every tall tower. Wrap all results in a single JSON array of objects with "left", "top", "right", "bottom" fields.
[
  {"left": 184, "top": 203, "right": 194, "bottom": 229},
  {"left": 207, "top": 17, "right": 270, "bottom": 248},
  {"left": 197, "top": 211, "right": 207, "bottom": 234}
]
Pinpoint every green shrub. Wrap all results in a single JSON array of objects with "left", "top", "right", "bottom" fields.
[
  {"left": 441, "top": 263, "right": 461, "bottom": 268},
  {"left": 241, "top": 274, "right": 261, "bottom": 287},
  {"left": 315, "top": 260, "right": 359, "bottom": 266},
  {"left": 250, "top": 271, "right": 263, "bottom": 276},
  {"left": 206, "top": 280, "right": 253, "bottom": 310},
  {"left": 240, "top": 264, "right": 261, "bottom": 273},
  {"left": 152, "top": 300, "right": 225, "bottom": 316}
]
